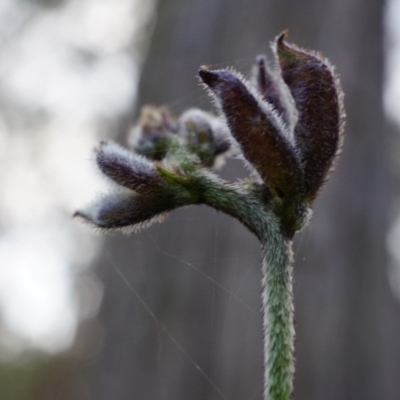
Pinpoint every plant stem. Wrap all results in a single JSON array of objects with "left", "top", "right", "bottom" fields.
[
  {"left": 261, "top": 230, "right": 295, "bottom": 400},
  {"left": 190, "top": 171, "right": 296, "bottom": 399}
]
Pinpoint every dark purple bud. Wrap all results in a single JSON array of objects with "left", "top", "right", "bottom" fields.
[
  {"left": 199, "top": 67, "right": 302, "bottom": 198},
  {"left": 74, "top": 192, "right": 175, "bottom": 232},
  {"left": 276, "top": 32, "right": 345, "bottom": 200},
  {"left": 96, "top": 141, "right": 163, "bottom": 194},
  {"left": 253, "top": 55, "right": 293, "bottom": 127}
]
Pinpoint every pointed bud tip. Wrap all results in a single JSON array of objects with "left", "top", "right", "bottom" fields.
[
  {"left": 198, "top": 67, "right": 220, "bottom": 88},
  {"left": 199, "top": 68, "right": 240, "bottom": 92},
  {"left": 73, "top": 210, "right": 94, "bottom": 224},
  {"left": 73, "top": 208, "right": 90, "bottom": 219},
  {"left": 277, "top": 30, "right": 289, "bottom": 45},
  {"left": 276, "top": 30, "right": 309, "bottom": 67},
  {"left": 256, "top": 55, "right": 266, "bottom": 68}
]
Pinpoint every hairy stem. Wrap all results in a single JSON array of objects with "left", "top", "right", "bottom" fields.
[
  {"left": 192, "top": 172, "right": 296, "bottom": 399},
  {"left": 262, "top": 231, "right": 295, "bottom": 400}
]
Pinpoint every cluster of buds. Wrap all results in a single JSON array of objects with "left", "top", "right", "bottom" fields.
[
  {"left": 75, "top": 32, "right": 344, "bottom": 239},
  {"left": 128, "top": 105, "right": 231, "bottom": 167}
]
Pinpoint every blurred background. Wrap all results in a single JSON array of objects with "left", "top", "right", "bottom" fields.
[{"left": 1, "top": 0, "right": 400, "bottom": 399}]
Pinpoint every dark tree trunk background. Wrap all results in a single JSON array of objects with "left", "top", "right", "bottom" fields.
[{"left": 73, "top": 1, "right": 400, "bottom": 399}]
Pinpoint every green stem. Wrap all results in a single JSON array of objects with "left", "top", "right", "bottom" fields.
[
  {"left": 261, "top": 231, "right": 294, "bottom": 400},
  {"left": 178, "top": 171, "right": 296, "bottom": 399}
]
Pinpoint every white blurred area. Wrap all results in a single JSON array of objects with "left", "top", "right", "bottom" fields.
[
  {"left": 0, "top": 0, "right": 155, "bottom": 359},
  {"left": 386, "top": 0, "right": 400, "bottom": 302}
]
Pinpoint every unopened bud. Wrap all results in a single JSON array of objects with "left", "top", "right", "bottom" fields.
[
  {"left": 275, "top": 32, "right": 345, "bottom": 200},
  {"left": 179, "top": 108, "right": 231, "bottom": 167},
  {"left": 253, "top": 55, "right": 297, "bottom": 130},
  {"left": 128, "top": 106, "right": 177, "bottom": 160},
  {"left": 96, "top": 141, "right": 164, "bottom": 194},
  {"left": 74, "top": 192, "right": 173, "bottom": 232},
  {"left": 199, "top": 67, "right": 302, "bottom": 198}
]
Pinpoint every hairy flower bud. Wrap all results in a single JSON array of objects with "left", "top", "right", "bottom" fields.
[
  {"left": 179, "top": 108, "right": 231, "bottom": 167},
  {"left": 74, "top": 191, "right": 175, "bottom": 233},
  {"left": 252, "top": 55, "right": 297, "bottom": 131},
  {"left": 275, "top": 32, "right": 345, "bottom": 200},
  {"left": 128, "top": 105, "right": 177, "bottom": 160},
  {"left": 96, "top": 141, "right": 164, "bottom": 194},
  {"left": 199, "top": 67, "right": 302, "bottom": 199}
]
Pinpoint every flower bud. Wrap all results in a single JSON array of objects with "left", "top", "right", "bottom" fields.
[
  {"left": 178, "top": 108, "right": 231, "bottom": 167},
  {"left": 74, "top": 192, "right": 174, "bottom": 232},
  {"left": 199, "top": 67, "right": 302, "bottom": 198},
  {"left": 128, "top": 106, "right": 177, "bottom": 160},
  {"left": 275, "top": 32, "right": 345, "bottom": 200},
  {"left": 252, "top": 55, "right": 297, "bottom": 131},
  {"left": 96, "top": 141, "right": 164, "bottom": 194}
]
